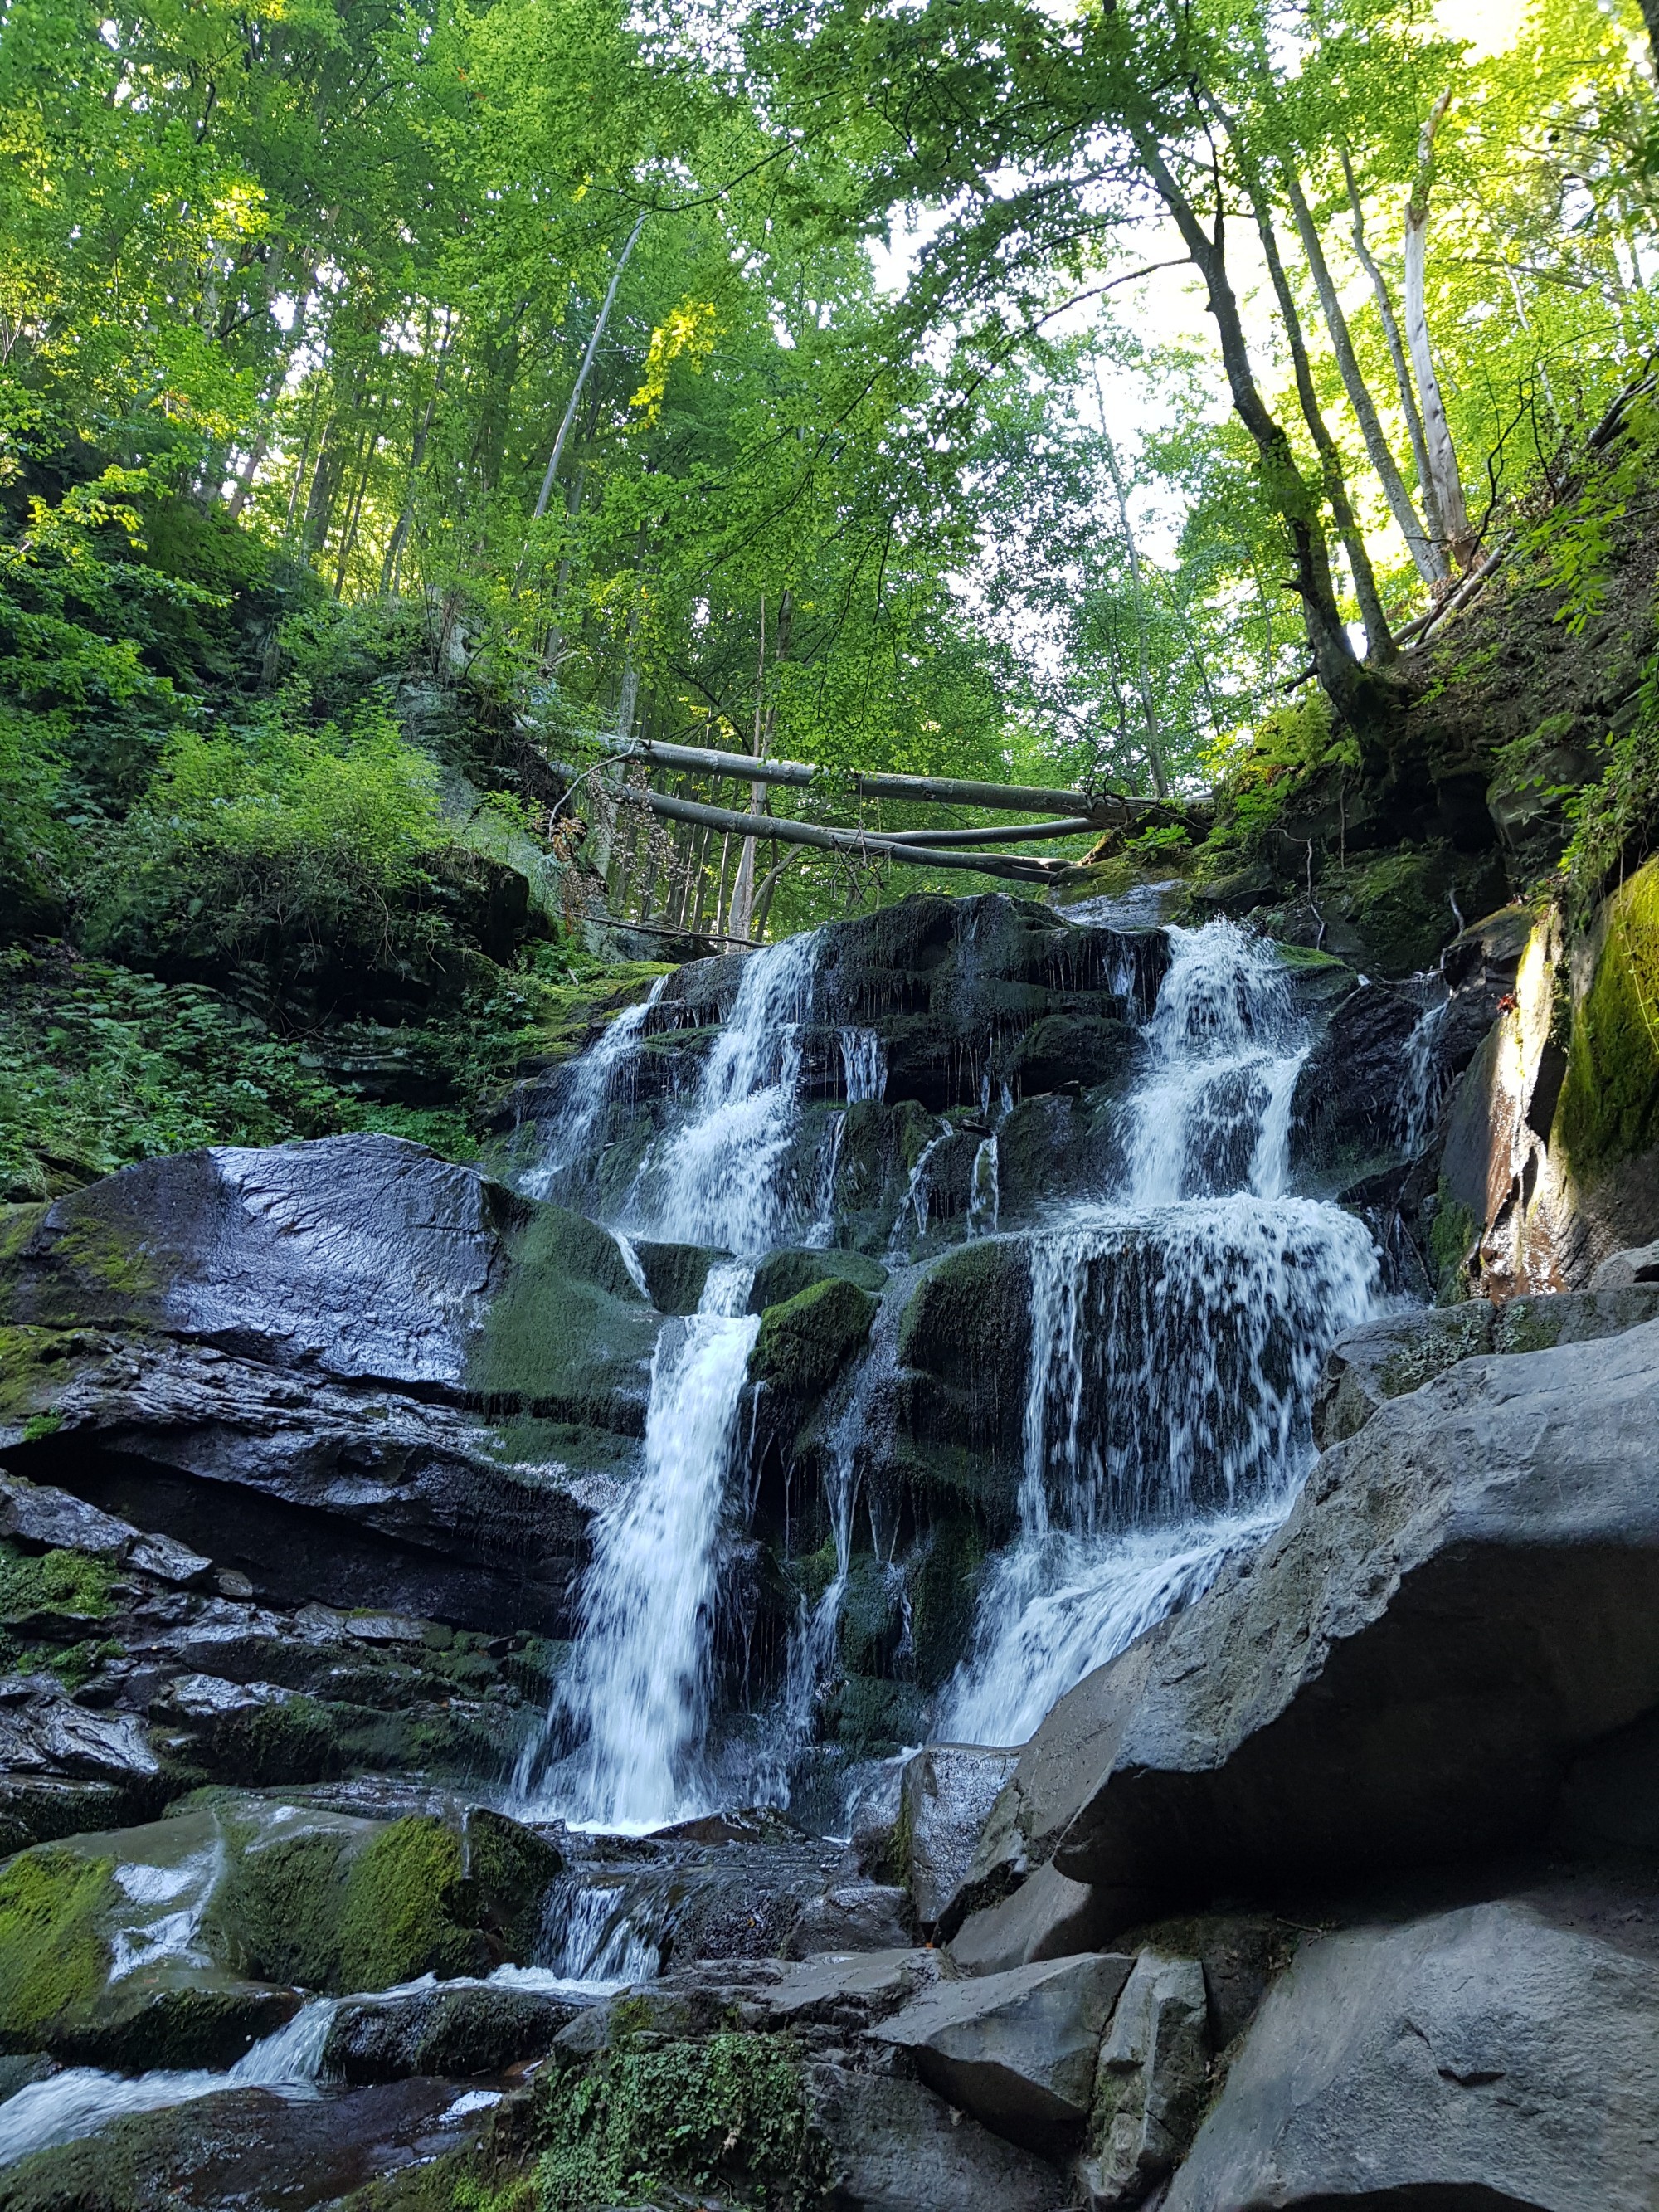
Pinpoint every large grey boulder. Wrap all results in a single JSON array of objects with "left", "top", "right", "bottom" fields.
[
  {"left": 950, "top": 1862, "right": 1124, "bottom": 1977},
  {"left": 1311, "top": 1285, "right": 1659, "bottom": 1446},
  {"left": 1020, "top": 1317, "right": 1659, "bottom": 1903},
  {"left": 868, "top": 1951, "right": 1133, "bottom": 2151},
  {"left": 1080, "top": 1951, "right": 1209, "bottom": 2208},
  {"left": 1165, "top": 1898, "right": 1659, "bottom": 2212},
  {"left": 803, "top": 2061, "right": 1072, "bottom": 2212},
  {"left": 788, "top": 1883, "right": 913, "bottom": 1956},
  {"left": 324, "top": 1982, "right": 586, "bottom": 2082},
  {"left": 1593, "top": 1236, "right": 1659, "bottom": 1289}
]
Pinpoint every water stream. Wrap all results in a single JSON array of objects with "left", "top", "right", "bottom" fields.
[{"left": 509, "top": 909, "right": 1382, "bottom": 1825}]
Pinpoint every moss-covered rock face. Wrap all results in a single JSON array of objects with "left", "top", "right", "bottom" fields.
[
  {"left": 747, "top": 1247, "right": 887, "bottom": 1314},
  {"left": 1553, "top": 857, "right": 1659, "bottom": 1177},
  {"left": 466, "top": 1198, "right": 657, "bottom": 1425},
  {"left": 749, "top": 1277, "right": 878, "bottom": 1401},
  {"left": 534, "top": 2029, "right": 825, "bottom": 2212},
  {"left": 0, "top": 1795, "right": 563, "bottom": 2056},
  {"left": 890, "top": 1239, "right": 1033, "bottom": 1524}
]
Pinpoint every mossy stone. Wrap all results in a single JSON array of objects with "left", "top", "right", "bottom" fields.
[
  {"left": 0, "top": 1846, "right": 114, "bottom": 2050},
  {"left": 749, "top": 1277, "right": 877, "bottom": 1399},
  {"left": 465, "top": 1806, "right": 563, "bottom": 1961},
  {"left": 1553, "top": 858, "right": 1659, "bottom": 1177},
  {"left": 467, "top": 1198, "right": 657, "bottom": 1423},
  {"left": 747, "top": 1246, "right": 887, "bottom": 1314},
  {"left": 629, "top": 1239, "right": 720, "bottom": 1316},
  {"left": 337, "top": 1815, "right": 488, "bottom": 1991}
]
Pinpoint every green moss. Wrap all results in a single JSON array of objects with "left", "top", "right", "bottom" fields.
[
  {"left": 211, "top": 1693, "right": 340, "bottom": 1786},
  {"left": 1428, "top": 1181, "right": 1481, "bottom": 1304},
  {"left": 466, "top": 1200, "right": 657, "bottom": 1420},
  {"left": 748, "top": 1246, "right": 887, "bottom": 1313},
  {"left": 906, "top": 1519, "right": 988, "bottom": 1691},
  {"left": 465, "top": 1809, "right": 563, "bottom": 1961},
  {"left": 829, "top": 1674, "right": 927, "bottom": 1760},
  {"left": 0, "top": 1846, "right": 114, "bottom": 2049},
  {"left": 1553, "top": 858, "right": 1659, "bottom": 1176},
  {"left": 749, "top": 1275, "right": 877, "bottom": 1399},
  {"left": 210, "top": 1825, "right": 353, "bottom": 1990},
  {"left": 0, "top": 1542, "right": 113, "bottom": 1628},
  {"left": 534, "top": 2030, "right": 825, "bottom": 2212},
  {"left": 338, "top": 1816, "right": 487, "bottom": 1992}
]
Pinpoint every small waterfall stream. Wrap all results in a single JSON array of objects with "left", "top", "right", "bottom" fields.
[
  {"left": 510, "top": 907, "right": 1384, "bottom": 1829},
  {"left": 941, "top": 923, "right": 1379, "bottom": 1742}
]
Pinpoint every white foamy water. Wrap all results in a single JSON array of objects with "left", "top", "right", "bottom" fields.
[
  {"left": 522, "top": 976, "right": 667, "bottom": 1199},
  {"left": 518, "top": 1259, "right": 761, "bottom": 1830},
  {"left": 0, "top": 1999, "right": 337, "bottom": 2171},
  {"left": 625, "top": 933, "right": 819, "bottom": 1252},
  {"left": 942, "top": 920, "right": 1381, "bottom": 1743}
]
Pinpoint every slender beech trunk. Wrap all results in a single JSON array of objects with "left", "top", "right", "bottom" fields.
[
  {"left": 726, "top": 590, "right": 791, "bottom": 941},
  {"left": 1092, "top": 390, "right": 1170, "bottom": 794},
  {"left": 1404, "top": 93, "right": 1476, "bottom": 569},
  {"left": 1282, "top": 165, "right": 1446, "bottom": 587},
  {"left": 382, "top": 316, "right": 452, "bottom": 595},
  {"left": 1228, "top": 140, "right": 1395, "bottom": 661},
  {"left": 1131, "top": 128, "right": 1365, "bottom": 711},
  {"left": 1339, "top": 144, "right": 1442, "bottom": 554},
  {"left": 525, "top": 212, "right": 648, "bottom": 555}
]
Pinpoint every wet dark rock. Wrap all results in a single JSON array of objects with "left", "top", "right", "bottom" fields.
[
  {"left": 1291, "top": 978, "right": 1424, "bottom": 1187},
  {"left": 787, "top": 1884, "right": 914, "bottom": 1956},
  {"left": 802, "top": 2060, "right": 1072, "bottom": 2212},
  {"left": 0, "top": 1477, "right": 210, "bottom": 1589},
  {"left": 1164, "top": 1898, "right": 1659, "bottom": 2212},
  {"left": 868, "top": 1951, "right": 1135, "bottom": 2152},
  {"left": 323, "top": 1981, "right": 585, "bottom": 2083},
  {"left": 888, "top": 1249, "right": 1033, "bottom": 1525},
  {"left": 901, "top": 1745, "right": 1022, "bottom": 1933},
  {"left": 747, "top": 1246, "right": 888, "bottom": 1314},
  {"left": 1044, "top": 1318, "right": 1659, "bottom": 1905},
  {"left": 0, "top": 2078, "right": 495, "bottom": 2212}
]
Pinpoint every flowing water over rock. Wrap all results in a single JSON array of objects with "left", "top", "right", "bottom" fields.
[{"left": 507, "top": 904, "right": 1383, "bottom": 1825}]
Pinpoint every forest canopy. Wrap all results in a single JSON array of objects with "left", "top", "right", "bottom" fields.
[{"left": 1, "top": 0, "right": 1656, "bottom": 1177}]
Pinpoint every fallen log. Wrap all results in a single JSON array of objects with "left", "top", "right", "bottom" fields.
[
  {"left": 620, "top": 787, "right": 1073, "bottom": 884},
  {"left": 590, "top": 733, "right": 1195, "bottom": 830}
]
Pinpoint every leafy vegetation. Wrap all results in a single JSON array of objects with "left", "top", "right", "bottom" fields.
[{"left": 0, "top": 0, "right": 1655, "bottom": 1170}]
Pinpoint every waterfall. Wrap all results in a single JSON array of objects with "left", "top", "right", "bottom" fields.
[
  {"left": 1399, "top": 992, "right": 1451, "bottom": 1153},
  {"left": 625, "top": 933, "right": 820, "bottom": 1252},
  {"left": 522, "top": 976, "right": 667, "bottom": 1200},
  {"left": 941, "top": 921, "right": 1380, "bottom": 1745},
  {"left": 520, "top": 1260, "right": 760, "bottom": 1831}
]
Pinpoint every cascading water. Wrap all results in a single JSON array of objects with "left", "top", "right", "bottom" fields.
[
  {"left": 521, "top": 976, "right": 668, "bottom": 1200},
  {"left": 625, "top": 933, "right": 819, "bottom": 1251},
  {"left": 518, "top": 1259, "right": 760, "bottom": 1830},
  {"left": 514, "top": 933, "right": 829, "bottom": 1830},
  {"left": 942, "top": 921, "right": 1380, "bottom": 1744}
]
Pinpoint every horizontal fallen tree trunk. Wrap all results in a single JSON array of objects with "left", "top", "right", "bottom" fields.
[
  {"left": 620, "top": 787, "right": 1073, "bottom": 883},
  {"left": 591, "top": 733, "right": 1199, "bottom": 830},
  {"left": 877, "top": 817, "right": 1098, "bottom": 846}
]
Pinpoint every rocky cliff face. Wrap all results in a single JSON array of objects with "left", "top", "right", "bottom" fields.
[{"left": 0, "top": 887, "right": 1655, "bottom": 2210}]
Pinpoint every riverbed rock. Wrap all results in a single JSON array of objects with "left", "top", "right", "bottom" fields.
[
  {"left": 323, "top": 1981, "right": 585, "bottom": 2082},
  {"left": 787, "top": 1883, "right": 914, "bottom": 1956},
  {"left": 1044, "top": 1315, "right": 1659, "bottom": 1904},
  {"left": 900, "top": 1744, "right": 1022, "bottom": 1932},
  {"left": 802, "top": 2060, "right": 1073, "bottom": 2212},
  {"left": 1310, "top": 1283, "right": 1659, "bottom": 1445},
  {"left": 949, "top": 1861, "right": 1125, "bottom": 1976},
  {"left": 1164, "top": 1895, "right": 1659, "bottom": 2212},
  {"left": 1592, "top": 1235, "right": 1659, "bottom": 1288},
  {"left": 1078, "top": 1950, "right": 1209, "bottom": 2208},
  {"left": 868, "top": 1951, "right": 1134, "bottom": 2151}
]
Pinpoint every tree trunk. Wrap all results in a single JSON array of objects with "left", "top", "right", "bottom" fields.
[
  {"left": 526, "top": 212, "right": 648, "bottom": 541},
  {"left": 1132, "top": 129, "right": 1369, "bottom": 717},
  {"left": 1404, "top": 93, "right": 1477, "bottom": 569},
  {"left": 1282, "top": 164, "right": 1446, "bottom": 587},
  {"left": 1228, "top": 137, "right": 1395, "bottom": 662},
  {"left": 623, "top": 787, "right": 1070, "bottom": 884},
  {"left": 1092, "top": 397, "right": 1171, "bottom": 793},
  {"left": 1338, "top": 144, "right": 1443, "bottom": 556}
]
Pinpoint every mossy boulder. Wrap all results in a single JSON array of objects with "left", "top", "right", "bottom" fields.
[
  {"left": 629, "top": 1239, "right": 722, "bottom": 1316},
  {"left": 467, "top": 1200, "right": 658, "bottom": 1425},
  {"left": 0, "top": 1795, "right": 563, "bottom": 2059},
  {"left": 1553, "top": 856, "right": 1659, "bottom": 1178},
  {"left": 749, "top": 1277, "right": 878, "bottom": 1401},
  {"left": 748, "top": 1247, "right": 888, "bottom": 1314},
  {"left": 888, "top": 1239, "right": 1033, "bottom": 1522}
]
